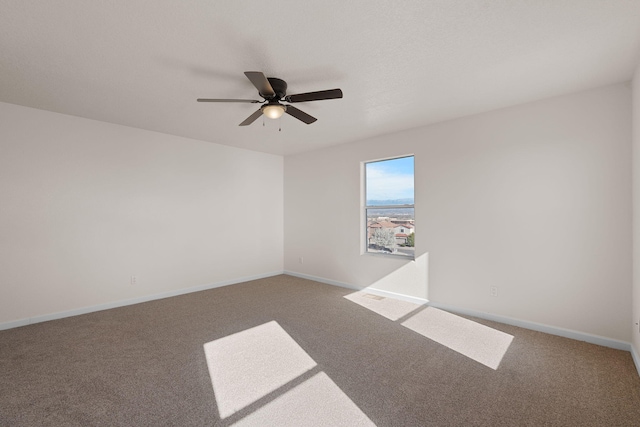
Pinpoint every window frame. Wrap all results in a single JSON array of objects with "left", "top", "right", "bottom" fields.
[{"left": 362, "top": 155, "right": 415, "bottom": 259}]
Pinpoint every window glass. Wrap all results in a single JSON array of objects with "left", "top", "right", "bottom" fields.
[{"left": 365, "top": 156, "right": 414, "bottom": 258}]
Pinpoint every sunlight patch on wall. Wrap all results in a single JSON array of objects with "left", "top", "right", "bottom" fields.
[
  {"left": 233, "top": 372, "right": 375, "bottom": 427},
  {"left": 344, "top": 291, "right": 421, "bottom": 321},
  {"left": 203, "top": 321, "right": 316, "bottom": 418},
  {"left": 401, "top": 307, "right": 513, "bottom": 370}
]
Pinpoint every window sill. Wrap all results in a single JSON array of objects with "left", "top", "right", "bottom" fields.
[{"left": 363, "top": 251, "right": 415, "bottom": 261}]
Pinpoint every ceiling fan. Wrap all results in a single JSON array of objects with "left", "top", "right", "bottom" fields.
[{"left": 197, "top": 71, "right": 343, "bottom": 126}]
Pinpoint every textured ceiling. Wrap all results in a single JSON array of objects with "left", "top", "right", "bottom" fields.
[{"left": 1, "top": 1, "right": 640, "bottom": 155}]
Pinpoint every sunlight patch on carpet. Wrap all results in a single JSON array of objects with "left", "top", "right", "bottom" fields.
[
  {"left": 203, "top": 320, "right": 373, "bottom": 425},
  {"left": 203, "top": 321, "right": 316, "bottom": 418},
  {"left": 401, "top": 307, "right": 513, "bottom": 370},
  {"left": 344, "top": 290, "right": 421, "bottom": 320},
  {"left": 233, "top": 372, "right": 375, "bottom": 427}
]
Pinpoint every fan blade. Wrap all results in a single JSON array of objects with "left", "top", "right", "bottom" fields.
[
  {"left": 285, "top": 105, "right": 317, "bottom": 124},
  {"left": 239, "top": 109, "right": 264, "bottom": 126},
  {"left": 244, "top": 71, "right": 275, "bottom": 98},
  {"left": 197, "top": 98, "right": 261, "bottom": 103},
  {"left": 285, "top": 88, "right": 343, "bottom": 103}
]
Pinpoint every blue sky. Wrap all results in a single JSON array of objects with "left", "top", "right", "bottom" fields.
[{"left": 366, "top": 156, "right": 414, "bottom": 202}]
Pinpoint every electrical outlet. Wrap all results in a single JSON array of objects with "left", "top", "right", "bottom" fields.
[
  {"left": 490, "top": 286, "right": 498, "bottom": 297},
  {"left": 299, "top": 257, "right": 304, "bottom": 264},
  {"left": 131, "top": 275, "right": 137, "bottom": 285}
]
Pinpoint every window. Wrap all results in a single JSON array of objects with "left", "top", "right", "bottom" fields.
[{"left": 364, "top": 156, "right": 414, "bottom": 258}]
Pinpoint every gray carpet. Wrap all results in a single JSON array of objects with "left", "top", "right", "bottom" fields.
[{"left": 1, "top": 274, "right": 639, "bottom": 426}]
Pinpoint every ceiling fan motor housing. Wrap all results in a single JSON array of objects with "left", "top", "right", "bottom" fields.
[{"left": 266, "top": 78, "right": 287, "bottom": 100}]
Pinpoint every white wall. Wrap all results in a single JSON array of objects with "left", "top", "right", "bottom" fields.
[
  {"left": 633, "top": 67, "right": 640, "bottom": 357},
  {"left": 285, "top": 83, "right": 632, "bottom": 342},
  {"left": 0, "top": 102, "right": 283, "bottom": 326}
]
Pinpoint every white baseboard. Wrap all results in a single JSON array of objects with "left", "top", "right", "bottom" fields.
[
  {"left": 284, "top": 270, "right": 360, "bottom": 290},
  {"left": 283, "top": 270, "right": 429, "bottom": 305},
  {"left": 631, "top": 344, "right": 640, "bottom": 377},
  {"left": 0, "top": 271, "right": 284, "bottom": 331},
  {"left": 426, "top": 301, "right": 631, "bottom": 351},
  {"left": 284, "top": 271, "right": 633, "bottom": 353}
]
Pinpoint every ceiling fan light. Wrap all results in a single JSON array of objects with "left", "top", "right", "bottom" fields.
[{"left": 262, "top": 104, "right": 286, "bottom": 119}]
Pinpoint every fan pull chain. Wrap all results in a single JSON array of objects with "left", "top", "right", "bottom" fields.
[{"left": 279, "top": 117, "right": 282, "bottom": 132}]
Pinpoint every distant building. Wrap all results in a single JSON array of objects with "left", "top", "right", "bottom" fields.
[
  {"left": 392, "top": 224, "right": 414, "bottom": 244},
  {"left": 367, "top": 220, "right": 414, "bottom": 245},
  {"left": 391, "top": 219, "right": 414, "bottom": 226}
]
